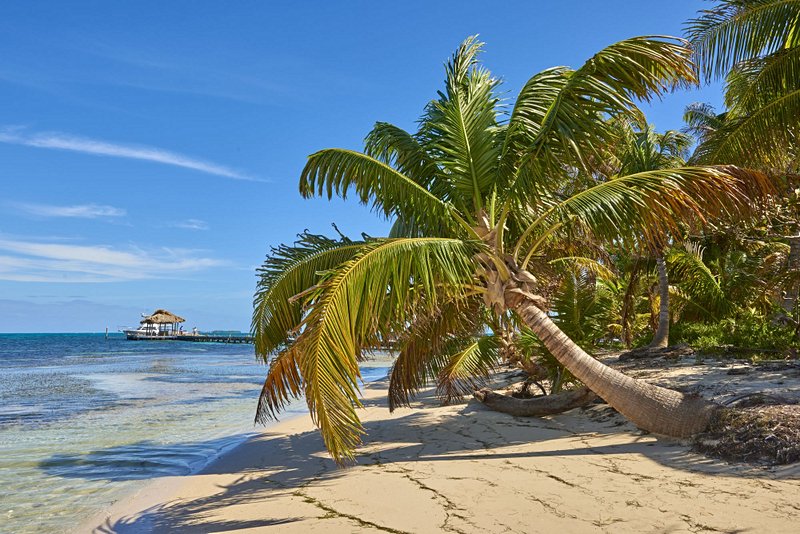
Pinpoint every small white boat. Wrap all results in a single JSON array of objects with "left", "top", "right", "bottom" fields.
[{"left": 121, "top": 323, "right": 160, "bottom": 340}]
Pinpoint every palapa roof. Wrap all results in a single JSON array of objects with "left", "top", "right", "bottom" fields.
[{"left": 141, "top": 309, "right": 185, "bottom": 324}]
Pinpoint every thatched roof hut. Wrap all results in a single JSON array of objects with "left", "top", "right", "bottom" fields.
[{"left": 141, "top": 309, "right": 185, "bottom": 324}]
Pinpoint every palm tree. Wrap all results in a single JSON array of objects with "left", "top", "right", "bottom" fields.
[
  {"left": 615, "top": 125, "right": 694, "bottom": 348},
  {"left": 253, "top": 36, "right": 774, "bottom": 462}
]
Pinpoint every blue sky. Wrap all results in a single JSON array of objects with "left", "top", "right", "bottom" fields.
[{"left": 0, "top": 1, "right": 723, "bottom": 332}]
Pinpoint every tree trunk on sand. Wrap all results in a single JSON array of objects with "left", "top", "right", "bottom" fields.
[
  {"left": 782, "top": 236, "right": 800, "bottom": 319},
  {"left": 620, "top": 258, "right": 642, "bottom": 349},
  {"left": 650, "top": 256, "right": 670, "bottom": 349},
  {"left": 505, "top": 288, "right": 717, "bottom": 437},
  {"left": 474, "top": 387, "right": 596, "bottom": 417}
]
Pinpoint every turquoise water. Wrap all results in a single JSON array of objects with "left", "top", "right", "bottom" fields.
[{"left": 0, "top": 333, "right": 389, "bottom": 533}]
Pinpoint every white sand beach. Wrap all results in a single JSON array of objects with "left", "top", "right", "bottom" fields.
[{"left": 92, "top": 359, "right": 800, "bottom": 533}]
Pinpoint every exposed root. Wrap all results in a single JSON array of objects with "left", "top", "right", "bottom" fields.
[{"left": 473, "top": 387, "right": 596, "bottom": 417}]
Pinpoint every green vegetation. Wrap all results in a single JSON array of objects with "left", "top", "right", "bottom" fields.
[{"left": 252, "top": 1, "right": 800, "bottom": 463}]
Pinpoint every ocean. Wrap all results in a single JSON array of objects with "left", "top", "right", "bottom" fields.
[{"left": 0, "top": 333, "right": 390, "bottom": 533}]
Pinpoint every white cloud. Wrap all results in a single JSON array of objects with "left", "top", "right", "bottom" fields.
[
  {"left": 0, "top": 237, "right": 226, "bottom": 282},
  {"left": 15, "top": 202, "right": 126, "bottom": 219},
  {"left": 0, "top": 128, "right": 263, "bottom": 182},
  {"left": 170, "top": 218, "right": 209, "bottom": 231}
]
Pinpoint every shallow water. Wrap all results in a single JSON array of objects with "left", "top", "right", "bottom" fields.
[{"left": 0, "top": 333, "right": 389, "bottom": 533}]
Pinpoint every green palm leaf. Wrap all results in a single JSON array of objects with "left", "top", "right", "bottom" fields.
[
  {"left": 292, "top": 237, "right": 476, "bottom": 462},
  {"left": 519, "top": 166, "right": 774, "bottom": 251},
  {"left": 388, "top": 296, "right": 483, "bottom": 410},
  {"left": 683, "top": 102, "right": 727, "bottom": 145},
  {"left": 691, "top": 88, "right": 800, "bottom": 167},
  {"left": 364, "top": 122, "right": 439, "bottom": 191},
  {"left": 299, "top": 148, "right": 471, "bottom": 233},
  {"left": 252, "top": 231, "right": 366, "bottom": 357},
  {"left": 436, "top": 334, "right": 499, "bottom": 403},
  {"left": 255, "top": 345, "right": 304, "bottom": 424},
  {"left": 502, "top": 36, "right": 696, "bottom": 192},
  {"left": 423, "top": 36, "right": 501, "bottom": 212},
  {"left": 668, "top": 243, "right": 730, "bottom": 318},
  {"left": 724, "top": 46, "right": 800, "bottom": 113},
  {"left": 686, "top": 0, "right": 800, "bottom": 81}
]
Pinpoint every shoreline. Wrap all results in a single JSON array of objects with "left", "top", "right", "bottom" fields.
[
  {"left": 83, "top": 410, "right": 310, "bottom": 534},
  {"left": 90, "top": 362, "right": 800, "bottom": 533}
]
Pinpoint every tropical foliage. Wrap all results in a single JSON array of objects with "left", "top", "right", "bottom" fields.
[
  {"left": 253, "top": 34, "right": 776, "bottom": 463},
  {"left": 686, "top": 0, "right": 800, "bottom": 169}
]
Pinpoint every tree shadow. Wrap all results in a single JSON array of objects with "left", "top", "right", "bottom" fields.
[{"left": 71, "top": 383, "right": 798, "bottom": 532}]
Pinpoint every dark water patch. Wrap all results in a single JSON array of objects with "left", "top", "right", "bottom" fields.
[
  {"left": 0, "top": 372, "right": 118, "bottom": 428},
  {"left": 144, "top": 374, "right": 263, "bottom": 386},
  {"left": 169, "top": 392, "right": 259, "bottom": 406},
  {"left": 39, "top": 436, "right": 248, "bottom": 481}
]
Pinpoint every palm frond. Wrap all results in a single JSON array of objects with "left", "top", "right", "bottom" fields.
[
  {"left": 291, "top": 237, "right": 476, "bottom": 463},
  {"left": 422, "top": 36, "right": 502, "bottom": 212},
  {"left": 683, "top": 102, "right": 727, "bottom": 144},
  {"left": 724, "top": 46, "right": 800, "bottom": 113},
  {"left": 686, "top": 0, "right": 800, "bottom": 81},
  {"left": 299, "top": 148, "right": 471, "bottom": 233},
  {"left": 255, "top": 345, "right": 303, "bottom": 424},
  {"left": 692, "top": 87, "right": 800, "bottom": 167},
  {"left": 364, "top": 122, "right": 439, "bottom": 190},
  {"left": 501, "top": 36, "right": 696, "bottom": 193},
  {"left": 549, "top": 256, "right": 618, "bottom": 282},
  {"left": 668, "top": 243, "right": 730, "bottom": 318},
  {"left": 519, "top": 166, "right": 775, "bottom": 251},
  {"left": 252, "top": 231, "right": 366, "bottom": 358},
  {"left": 436, "top": 334, "right": 499, "bottom": 403},
  {"left": 388, "top": 296, "right": 483, "bottom": 410}
]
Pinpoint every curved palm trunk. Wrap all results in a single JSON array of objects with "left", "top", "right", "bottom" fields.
[
  {"left": 505, "top": 289, "right": 716, "bottom": 437},
  {"left": 650, "top": 256, "right": 670, "bottom": 348}
]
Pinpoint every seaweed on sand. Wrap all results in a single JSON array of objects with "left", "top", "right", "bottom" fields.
[{"left": 694, "top": 403, "right": 800, "bottom": 466}]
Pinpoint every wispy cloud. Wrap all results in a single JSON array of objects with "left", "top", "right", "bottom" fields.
[
  {"left": 0, "top": 128, "right": 263, "bottom": 182},
  {"left": 170, "top": 219, "right": 209, "bottom": 231},
  {"left": 0, "top": 237, "right": 226, "bottom": 282},
  {"left": 14, "top": 202, "right": 126, "bottom": 219}
]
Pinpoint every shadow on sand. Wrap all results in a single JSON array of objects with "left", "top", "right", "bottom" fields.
[{"left": 58, "top": 383, "right": 798, "bottom": 533}]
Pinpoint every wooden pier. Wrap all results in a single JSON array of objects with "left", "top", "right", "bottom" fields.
[
  {"left": 177, "top": 334, "right": 254, "bottom": 344},
  {"left": 124, "top": 333, "right": 254, "bottom": 343}
]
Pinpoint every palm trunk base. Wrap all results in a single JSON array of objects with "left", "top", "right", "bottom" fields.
[{"left": 506, "top": 288, "right": 718, "bottom": 438}]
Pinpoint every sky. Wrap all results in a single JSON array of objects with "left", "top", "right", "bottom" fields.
[{"left": 0, "top": 0, "right": 724, "bottom": 332}]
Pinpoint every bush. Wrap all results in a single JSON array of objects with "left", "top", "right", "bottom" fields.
[{"left": 671, "top": 313, "right": 795, "bottom": 353}]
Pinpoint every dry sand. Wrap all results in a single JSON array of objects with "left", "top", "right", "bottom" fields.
[{"left": 92, "top": 358, "right": 800, "bottom": 533}]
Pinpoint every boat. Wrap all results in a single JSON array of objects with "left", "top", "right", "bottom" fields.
[{"left": 121, "top": 309, "right": 195, "bottom": 340}]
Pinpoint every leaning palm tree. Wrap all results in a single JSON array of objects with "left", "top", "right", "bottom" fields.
[{"left": 253, "top": 36, "right": 775, "bottom": 463}]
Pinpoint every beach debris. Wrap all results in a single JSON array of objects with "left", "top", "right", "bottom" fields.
[
  {"left": 618, "top": 343, "right": 694, "bottom": 362},
  {"left": 693, "top": 403, "right": 800, "bottom": 465}
]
